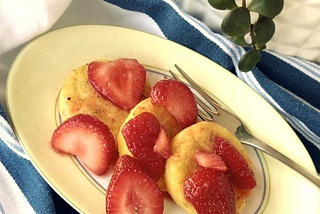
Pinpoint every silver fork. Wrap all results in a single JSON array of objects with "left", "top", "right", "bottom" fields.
[{"left": 169, "top": 64, "right": 320, "bottom": 188}]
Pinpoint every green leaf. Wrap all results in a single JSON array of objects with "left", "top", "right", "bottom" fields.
[
  {"left": 207, "top": 0, "right": 237, "bottom": 10},
  {"left": 233, "top": 36, "right": 250, "bottom": 47},
  {"left": 221, "top": 7, "right": 251, "bottom": 37},
  {"left": 253, "top": 17, "right": 275, "bottom": 46},
  {"left": 238, "top": 49, "right": 261, "bottom": 72},
  {"left": 248, "top": 0, "right": 284, "bottom": 17}
]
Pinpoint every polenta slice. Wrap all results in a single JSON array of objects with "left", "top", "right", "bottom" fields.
[
  {"left": 164, "top": 121, "right": 255, "bottom": 214},
  {"left": 58, "top": 60, "right": 150, "bottom": 139}
]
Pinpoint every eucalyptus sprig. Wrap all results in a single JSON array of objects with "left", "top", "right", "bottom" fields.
[{"left": 208, "top": 0, "right": 284, "bottom": 71}]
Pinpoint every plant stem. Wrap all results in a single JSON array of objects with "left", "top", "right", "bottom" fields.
[
  {"left": 242, "top": 0, "right": 246, "bottom": 8},
  {"left": 250, "top": 25, "right": 256, "bottom": 50}
]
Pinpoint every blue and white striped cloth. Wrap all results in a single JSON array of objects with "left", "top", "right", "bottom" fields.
[{"left": 0, "top": 0, "right": 319, "bottom": 213}]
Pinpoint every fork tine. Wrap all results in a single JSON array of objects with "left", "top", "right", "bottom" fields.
[
  {"left": 169, "top": 69, "right": 217, "bottom": 121},
  {"left": 171, "top": 64, "right": 229, "bottom": 113},
  {"left": 173, "top": 65, "right": 222, "bottom": 108},
  {"left": 194, "top": 96, "right": 218, "bottom": 116}
]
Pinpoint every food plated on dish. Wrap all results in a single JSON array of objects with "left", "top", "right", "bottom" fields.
[{"left": 53, "top": 58, "right": 256, "bottom": 213}]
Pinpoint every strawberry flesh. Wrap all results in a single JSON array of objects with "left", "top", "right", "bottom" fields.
[
  {"left": 150, "top": 79, "right": 198, "bottom": 129},
  {"left": 121, "top": 112, "right": 165, "bottom": 182},
  {"left": 194, "top": 150, "right": 227, "bottom": 172},
  {"left": 153, "top": 126, "right": 172, "bottom": 159},
  {"left": 51, "top": 114, "right": 116, "bottom": 175},
  {"left": 184, "top": 168, "right": 236, "bottom": 214},
  {"left": 87, "top": 58, "right": 146, "bottom": 110},
  {"left": 106, "top": 155, "right": 164, "bottom": 214},
  {"left": 215, "top": 137, "right": 256, "bottom": 190}
]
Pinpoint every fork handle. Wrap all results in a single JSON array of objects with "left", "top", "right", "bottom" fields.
[{"left": 242, "top": 137, "right": 320, "bottom": 188}]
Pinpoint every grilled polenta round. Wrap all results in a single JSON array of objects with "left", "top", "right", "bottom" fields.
[
  {"left": 58, "top": 61, "right": 150, "bottom": 139},
  {"left": 164, "top": 121, "right": 255, "bottom": 214}
]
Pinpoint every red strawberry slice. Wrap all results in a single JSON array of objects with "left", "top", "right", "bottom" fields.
[
  {"left": 107, "top": 155, "right": 143, "bottom": 191},
  {"left": 51, "top": 114, "right": 116, "bottom": 175},
  {"left": 87, "top": 58, "right": 146, "bottom": 110},
  {"left": 112, "top": 154, "right": 143, "bottom": 176},
  {"left": 184, "top": 168, "right": 236, "bottom": 214},
  {"left": 106, "top": 155, "right": 164, "bottom": 214},
  {"left": 153, "top": 126, "right": 172, "bottom": 159},
  {"left": 150, "top": 79, "right": 198, "bottom": 129},
  {"left": 121, "top": 112, "right": 165, "bottom": 182},
  {"left": 194, "top": 150, "right": 227, "bottom": 172},
  {"left": 215, "top": 137, "right": 256, "bottom": 190}
]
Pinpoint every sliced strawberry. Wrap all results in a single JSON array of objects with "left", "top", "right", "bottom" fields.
[
  {"left": 184, "top": 168, "right": 236, "bottom": 214},
  {"left": 121, "top": 112, "right": 165, "bottom": 182},
  {"left": 51, "top": 114, "right": 116, "bottom": 175},
  {"left": 112, "top": 154, "right": 142, "bottom": 174},
  {"left": 87, "top": 58, "right": 146, "bottom": 110},
  {"left": 194, "top": 150, "right": 227, "bottom": 172},
  {"left": 107, "top": 155, "right": 143, "bottom": 189},
  {"left": 150, "top": 79, "right": 198, "bottom": 129},
  {"left": 153, "top": 126, "right": 172, "bottom": 159},
  {"left": 215, "top": 137, "right": 256, "bottom": 190},
  {"left": 106, "top": 155, "right": 164, "bottom": 214}
]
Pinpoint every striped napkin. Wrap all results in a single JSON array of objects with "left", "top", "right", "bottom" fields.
[{"left": 0, "top": 0, "right": 319, "bottom": 213}]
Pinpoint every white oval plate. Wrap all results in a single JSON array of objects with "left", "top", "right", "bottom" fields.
[{"left": 6, "top": 25, "right": 320, "bottom": 214}]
